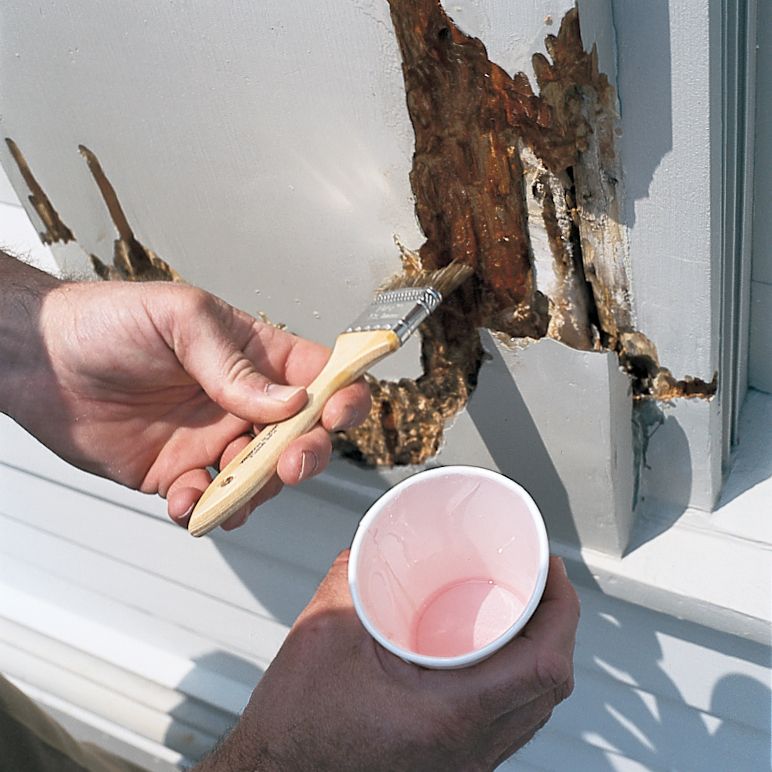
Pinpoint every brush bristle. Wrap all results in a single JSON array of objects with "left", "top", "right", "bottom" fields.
[{"left": 378, "top": 261, "right": 474, "bottom": 297}]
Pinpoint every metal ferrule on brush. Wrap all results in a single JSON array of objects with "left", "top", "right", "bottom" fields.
[{"left": 345, "top": 287, "right": 442, "bottom": 344}]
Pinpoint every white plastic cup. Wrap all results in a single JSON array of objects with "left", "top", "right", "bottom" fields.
[{"left": 348, "top": 465, "right": 549, "bottom": 669}]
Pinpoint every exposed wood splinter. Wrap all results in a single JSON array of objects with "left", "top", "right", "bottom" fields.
[
  {"left": 5, "top": 138, "right": 74, "bottom": 245},
  {"left": 3, "top": 138, "right": 181, "bottom": 284},
  {"left": 78, "top": 146, "right": 182, "bottom": 283}
]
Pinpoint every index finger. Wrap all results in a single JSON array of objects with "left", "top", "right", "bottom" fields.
[{"left": 517, "top": 556, "right": 580, "bottom": 659}]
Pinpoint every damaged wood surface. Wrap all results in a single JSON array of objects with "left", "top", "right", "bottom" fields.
[
  {"left": 339, "top": 2, "right": 617, "bottom": 466},
  {"left": 619, "top": 330, "right": 718, "bottom": 400},
  {"left": 530, "top": 14, "right": 633, "bottom": 342},
  {"left": 5, "top": 138, "right": 74, "bottom": 245},
  {"left": 389, "top": 0, "right": 542, "bottom": 330},
  {"left": 78, "top": 146, "right": 181, "bottom": 282},
  {"left": 336, "top": 283, "right": 484, "bottom": 466},
  {"left": 337, "top": 2, "right": 715, "bottom": 468},
  {"left": 4, "top": 138, "right": 180, "bottom": 283},
  {"left": 3, "top": 4, "right": 715, "bottom": 473}
]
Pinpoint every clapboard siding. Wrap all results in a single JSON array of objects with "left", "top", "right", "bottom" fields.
[
  {"left": 0, "top": 517, "right": 288, "bottom": 665},
  {"left": 0, "top": 452, "right": 361, "bottom": 634},
  {"left": 2, "top": 424, "right": 769, "bottom": 769}
]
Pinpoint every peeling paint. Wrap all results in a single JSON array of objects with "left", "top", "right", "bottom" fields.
[
  {"left": 3, "top": 5, "right": 715, "bottom": 475},
  {"left": 529, "top": 158, "right": 595, "bottom": 350},
  {"left": 530, "top": 10, "right": 633, "bottom": 343},
  {"left": 78, "top": 146, "right": 181, "bottom": 283},
  {"left": 389, "top": 0, "right": 543, "bottom": 330},
  {"left": 4, "top": 139, "right": 181, "bottom": 284},
  {"left": 5, "top": 138, "right": 74, "bottom": 245},
  {"left": 619, "top": 331, "right": 717, "bottom": 401},
  {"left": 339, "top": 2, "right": 608, "bottom": 466}
]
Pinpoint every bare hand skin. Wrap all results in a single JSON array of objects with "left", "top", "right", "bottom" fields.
[
  {"left": 196, "top": 553, "right": 579, "bottom": 771},
  {"left": 2, "top": 254, "right": 579, "bottom": 769},
  {"left": 0, "top": 256, "right": 371, "bottom": 529}
]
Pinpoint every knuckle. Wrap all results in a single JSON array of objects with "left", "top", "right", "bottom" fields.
[
  {"left": 535, "top": 650, "right": 573, "bottom": 698},
  {"left": 302, "top": 609, "right": 340, "bottom": 639},
  {"left": 224, "top": 350, "right": 257, "bottom": 386},
  {"left": 476, "top": 682, "right": 511, "bottom": 719},
  {"left": 288, "top": 608, "right": 339, "bottom": 656},
  {"left": 183, "top": 286, "right": 218, "bottom": 316},
  {"left": 207, "top": 352, "right": 261, "bottom": 408}
]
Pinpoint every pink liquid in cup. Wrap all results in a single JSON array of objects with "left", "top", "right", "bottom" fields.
[
  {"left": 413, "top": 578, "right": 528, "bottom": 657},
  {"left": 349, "top": 465, "right": 549, "bottom": 669}
]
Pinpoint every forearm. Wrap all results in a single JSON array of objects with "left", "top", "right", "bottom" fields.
[{"left": 0, "top": 250, "right": 61, "bottom": 418}]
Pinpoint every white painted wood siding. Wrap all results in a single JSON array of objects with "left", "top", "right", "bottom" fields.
[{"left": 749, "top": 0, "right": 772, "bottom": 393}]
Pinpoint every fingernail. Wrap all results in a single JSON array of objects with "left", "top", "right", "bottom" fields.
[
  {"left": 265, "top": 383, "right": 304, "bottom": 403},
  {"left": 557, "top": 557, "right": 568, "bottom": 577},
  {"left": 299, "top": 450, "right": 318, "bottom": 481},
  {"left": 172, "top": 503, "right": 194, "bottom": 524},
  {"left": 331, "top": 405, "right": 358, "bottom": 432}
]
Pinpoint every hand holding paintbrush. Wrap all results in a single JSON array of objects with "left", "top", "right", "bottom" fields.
[{"left": 188, "top": 262, "right": 473, "bottom": 536}]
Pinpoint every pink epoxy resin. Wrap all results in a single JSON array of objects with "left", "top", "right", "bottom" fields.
[
  {"left": 413, "top": 579, "right": 527, "bottom": 657},
  {"left": 349, "top": 466, "right": 549, "bottom": 669}
]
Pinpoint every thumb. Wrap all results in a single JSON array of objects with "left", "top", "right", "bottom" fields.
[
  {"left": 300, "top": 550, "right": 354, "bottom": 619},
  {"left": 170, "top": 291, "right": 308, "bottom": 424}
]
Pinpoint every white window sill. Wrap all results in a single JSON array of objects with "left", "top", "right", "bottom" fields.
[
  {"left": 565, "top": 388, "right": 769, "bottom": 644},
  {"left": 311, "top": 389, "right": 771, "bottom": 645}
]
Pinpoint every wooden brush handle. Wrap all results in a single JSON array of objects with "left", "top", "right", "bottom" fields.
[{"left": 188, "top": 329, "right": 400, "bottom": 537}]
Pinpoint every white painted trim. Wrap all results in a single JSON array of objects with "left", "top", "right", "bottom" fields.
[
  {"left": 719, "top": 0, "right": 758, "bottom": 455},
  {"left": 5, "top": 676, "right": 189, "bottom": 769},
  {"left": 749, "top": 0, "right": 772, "bottom": 394},
  {"left": 0, "top": 575, "right": 252, "bottom": 716},
  {"left": 749, "top": 282, "right": 772, "bottom": 392},
  {"left": 3, "top": 397, "right": 768, "bottom": 645}
]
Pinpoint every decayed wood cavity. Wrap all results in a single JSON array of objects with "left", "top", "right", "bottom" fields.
[
  {"left": 337, "top": 3, "right": 714, "bottom": 468},
  {"left": 338, "top": 3, "right": 607, "bottom": 466},
  {"left": 391, "top": 2, "right": 541, "bottom": 330},
  {"left": 5, "top": 138, "right": 74, "bottom": 244},
  {"left": 338, "top": 249, "right": 485, "bottom": 466}
]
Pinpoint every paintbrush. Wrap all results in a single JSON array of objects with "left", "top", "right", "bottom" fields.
[{"left": 187, "top": 261, "right": 474, "bottom": 537}]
